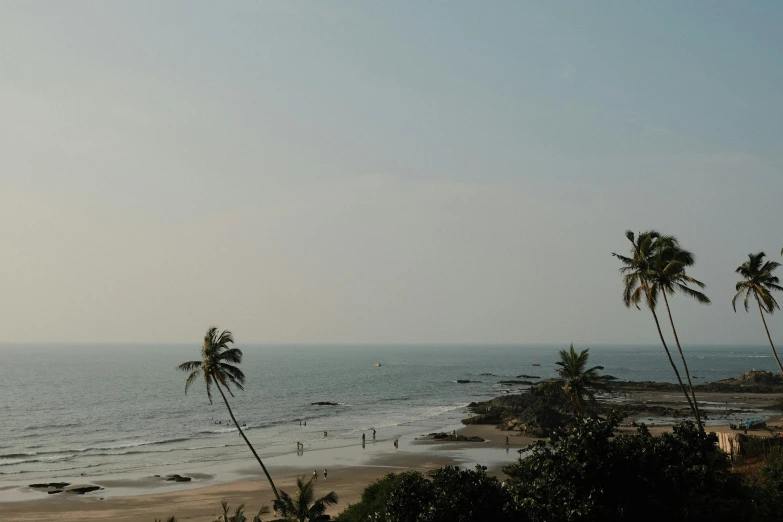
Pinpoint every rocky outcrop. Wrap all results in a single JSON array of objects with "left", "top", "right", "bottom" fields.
[
  {"left": 311, "top": 401, "right": 340, "bottom": 406},
  {"left": 464, "top": 383, "right": 575, "bottom": 436},
  {"left": 516, "top": 375, "right": 540, "bottom": 379},
  {"left": 498, "top": 380, "right": 534, "bottom": 385},
  {"left": 613, "top": 371, "right": 783, "bottom": 393},
  {"left": 428, "top": 432, "right": 485, "bottom": 442},
  {"left": 456, "top": 380, "right": 481, "bottom": 384}
]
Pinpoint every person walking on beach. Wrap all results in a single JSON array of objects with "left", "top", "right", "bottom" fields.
[
  {"left": 372, "top": 429, "right": 376, "bottom": 439},
  {"left": 394, "top": 438, "right": 398, "bottom": 449},
  {"left": 362, "top": 432, "right": 365, "bottom": 442},
  {"left": 323, "top": 469, "right": 328, "bottom": 480},
  {"left": 312, "top": 470, "right": 318, "bottom": 482},
  {"left": 505, "top": 436, "right": 509, "bottom": 445},
  {"left": 324, "top": 431, "right": 327, "bottom": 438}
]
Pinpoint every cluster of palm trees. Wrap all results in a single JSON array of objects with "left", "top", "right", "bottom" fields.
[
  {"left": 177, "top": 328, "right": 338, "bottom": 521},
  {"left": 614, "top": 230, "right": 783, "bottom": 431}
]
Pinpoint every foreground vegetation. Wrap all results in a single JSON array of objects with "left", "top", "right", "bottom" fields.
[{"left": 335, "top": 415, "right": 783, "bottom": 522}]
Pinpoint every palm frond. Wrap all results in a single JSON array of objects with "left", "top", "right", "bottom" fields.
[
  {"left": 732, "top": 288, "right": 749, "bottom": 312},
  {"left": 177, "top": 360, "right": 202, "bottom": 372},
  {"left": 183, "top": 369, "right": 201, "bottom": 394},
  {"left": 218, "top": 347, "right": 243, "bottom": 365},
  {"left": 674, "top": 283, "right": 711, "bottom": 304}
]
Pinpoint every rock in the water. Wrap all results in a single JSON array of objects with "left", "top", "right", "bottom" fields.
[
  {"left": 456, "top": 380, "right": 481, "bottom": 384},
  {"left": 480, "top": 373, "right": 497, "bottom": 376},
  {"left": 47, "top": 490, "right": 63, "bottom": 494},
  {"left": 311, "top": 401, "right": 340, "bottom": 406},
  {"left": 516, "top": 375, "right": 540, "bottom": 379},
  {"left": 498, "top": 380, "right": 534, "bottom": 385}
]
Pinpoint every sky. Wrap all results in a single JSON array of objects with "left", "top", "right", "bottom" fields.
[{"left": 1, "top": 1, "right": 782, "bottom": 345}]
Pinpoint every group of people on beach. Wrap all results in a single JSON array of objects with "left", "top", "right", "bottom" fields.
[
  {"left": 212, "top": 417, "right": 246, "bottom": 427},
  {"left": 296, "top": 425, "right": 400, "bottom": 452}
]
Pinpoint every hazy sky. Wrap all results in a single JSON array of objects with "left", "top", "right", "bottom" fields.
[{"left": 2, "top": 2, "right": 782, "bottom": 344}]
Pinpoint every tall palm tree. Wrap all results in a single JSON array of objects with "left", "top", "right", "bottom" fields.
[
  {"left": 645, "top": 234, "right": 710, "bottom": 431},
  {"left": 273, "top": 477, "right": 338, "bottom": 522},
  {"left": 613, "top": 230, "right": 699, "bottom": 425},
  {"left": 733, "top": 252, "right": 783, "bottom": 374},
  {"left": 554, "top": 345, "right": 609, "bottom": 417},
  {"left": 177, "top": 327, "right": 280, "bottom": 502}
]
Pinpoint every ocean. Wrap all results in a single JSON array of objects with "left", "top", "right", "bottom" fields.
[{"left": 0, "top": 343, "right": 778, "bottom": 482}]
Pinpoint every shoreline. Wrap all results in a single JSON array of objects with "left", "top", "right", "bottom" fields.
[{"left": 4, "top": 383, "right": 783, "bottom": 521}]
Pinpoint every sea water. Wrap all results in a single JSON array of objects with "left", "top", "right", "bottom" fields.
[{"left": 0, "top": 343, "right": 777, "bottom": 481}]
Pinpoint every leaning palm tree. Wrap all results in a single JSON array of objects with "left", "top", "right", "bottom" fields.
[
  {"left": 645, "top": 234, "right": 710, "bottom": 431},
  {"left": 273, "top": 477, "right": 338, "bottom": 522},
  {"left": 554, "top": 345, "right": 609, "bottom": 417},
  {"left": 613, "top": 230, "right": 699, "bottom": 425},
  {"left": 177, "top": 327, "right": 280, "bottom": 501},
  {"left": 733, "top": 252, "right": 783, "bottom": 374}
]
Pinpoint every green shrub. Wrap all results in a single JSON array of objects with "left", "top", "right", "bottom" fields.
[{"left": 503, "top": 414, "right": 756, "bottom": 522}]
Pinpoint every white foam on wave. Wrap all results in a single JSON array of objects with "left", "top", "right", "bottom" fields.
[{"left": 0, "top": 454, "right": 74, "bottom": 467}]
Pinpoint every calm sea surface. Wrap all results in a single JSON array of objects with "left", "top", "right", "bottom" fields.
[{"left": 0, "top": 343, "right": 777, "bottom": 480}]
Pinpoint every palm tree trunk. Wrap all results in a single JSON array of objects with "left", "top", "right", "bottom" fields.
[
  {"left": 214, "top": 379, "right": 280, "bottom": 501},
  {"left": 648, "top": 306, "right": 697, "bottom": 419},
  {"left": 756, "top": 293, "right": 783, "bottom": 374},
  {"left": 661, "top": 292, "right": 703, "bottom": 432}
]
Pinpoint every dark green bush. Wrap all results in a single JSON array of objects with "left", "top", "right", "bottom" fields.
[
  {"left": 334, "top": 466, "right": 521, "bottom": 522},
  {"left": 503, "top": 414, "right": 760, "bottom": 522}
]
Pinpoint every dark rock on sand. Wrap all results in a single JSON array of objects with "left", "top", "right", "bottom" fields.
[
  {"left": 311, "top": 401, "right": 340, "bottom": 406},
  {"left": 67, "top": 485, "right": 102, "bottom": 495},
  {"left": 30, "top": 482, "right": 70, "bottom": 489},
  {"left": 164, "top": 474, "right": 192, "bottom": 482},
  {"left": 47, "top": 490, "right": 63, "bottom": 494}
]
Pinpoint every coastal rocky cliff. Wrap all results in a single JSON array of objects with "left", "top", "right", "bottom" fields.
[{"left": 463, "top": 371, "right": 783, "bottom": 436}]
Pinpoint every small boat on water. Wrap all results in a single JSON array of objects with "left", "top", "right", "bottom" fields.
[
  {"left": 531, "top": 363, "right": 541, "bottom": 367},
  {"left": 374, "top": 363, "right": 382, "bottom": 367}
]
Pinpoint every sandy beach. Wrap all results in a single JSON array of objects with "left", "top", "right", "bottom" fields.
[{"left": 0, "top": 424, "right": 522, "bottom": 522}]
